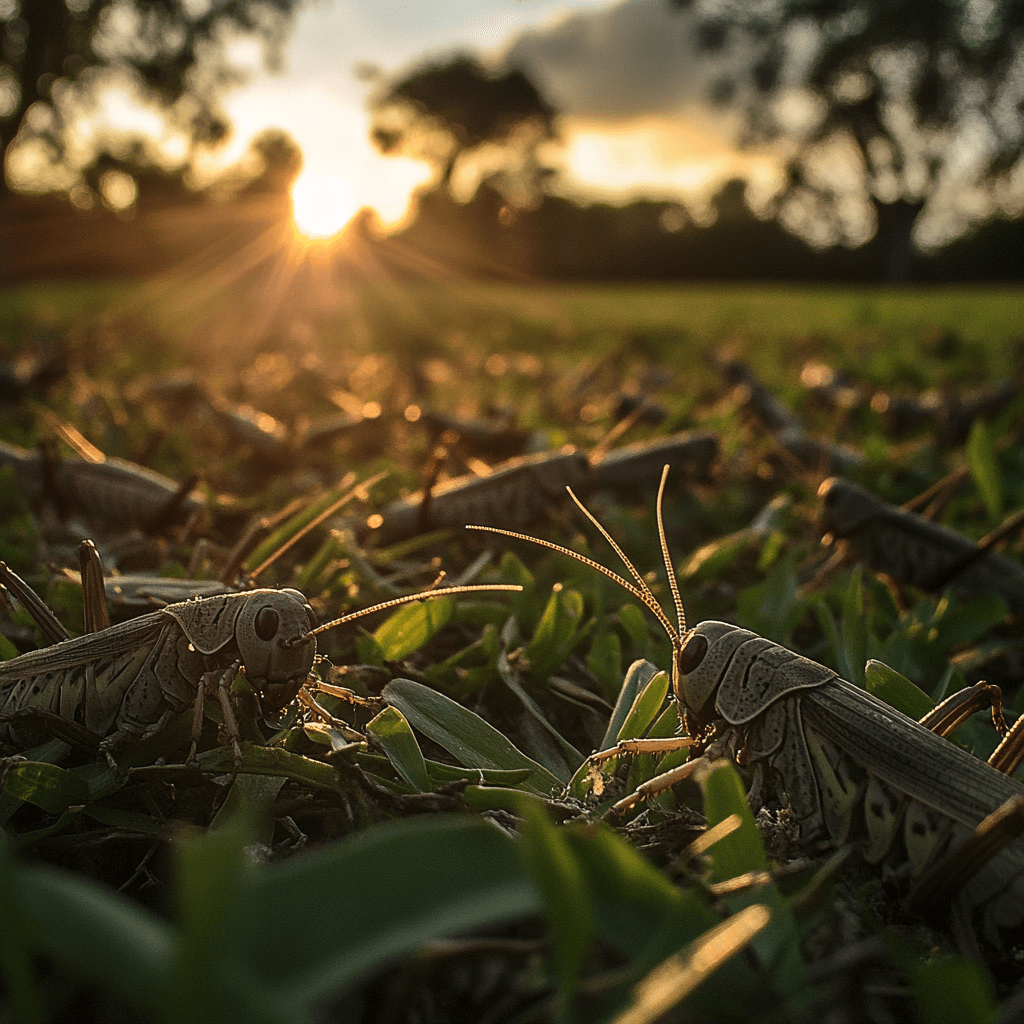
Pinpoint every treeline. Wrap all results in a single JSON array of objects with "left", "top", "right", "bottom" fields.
[
  {"left": 2, "top": 174, "right": 1022, "bottom": 284},
  {"left": 378, "top": 180, "right": 1024, "bottom": 284}
]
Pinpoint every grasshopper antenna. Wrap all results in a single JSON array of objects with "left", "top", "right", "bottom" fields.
[
  {"left": 306, "top": 584, "right": 523, "bottom": 639},
  {"left": 655, "top": 464, "right": 686, "bottom": 637},
  {"left": 466, "top": 469, "right": 682, "bottom": 650}
]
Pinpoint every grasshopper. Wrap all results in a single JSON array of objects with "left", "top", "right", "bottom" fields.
[
  {"left": 470, "top": 467, "right": 1024, "bottom": 946},
  {"left": 819, "top": 476, "right": 1024, "bottom": 614},
  {"left": 368, "top": 448, "right": 591, "bottom": 543},
  {"left": 367, "top": 432, "right": 720, "bottom": 545},
  {"left": 0, "top": 557, "right": 521, "bottom": 767},
  {"left": 0, "top": 438, "right": 202, "bottom": 531}
]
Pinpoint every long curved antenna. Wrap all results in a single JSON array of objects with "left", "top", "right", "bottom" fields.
[
  {"left": 467, "top": 519, "right": 679, "bottom": 646},
  {"left": 564, "top": 487, "right": 676, "bottom": 641},
  {"left": 656, "top": 464, "right": 686, "bottom": 636},
  {"left": 307, "top": 584, "right": 523, "bottom": 639}
]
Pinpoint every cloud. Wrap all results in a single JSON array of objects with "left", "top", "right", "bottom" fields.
[
  {"left": 497, "top": 0, "right": 738, "bottom": 123},
  {"left": 491, "top": 0, "right": 777, "bottom": 206}
]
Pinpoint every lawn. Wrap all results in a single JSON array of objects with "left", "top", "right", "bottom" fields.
[{"left": 1, "top": 277, "right": 1023, "bottom": 1023}]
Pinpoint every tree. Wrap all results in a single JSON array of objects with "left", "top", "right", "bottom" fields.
[
  {"left": 682, "top": 0, "right": 1024, "bottom": 279},
  {"left": 368, "top": 55, "right": 558, "bottom": 209},
  {"left": 0, "top": 0, "right": 303, "bottom": 199}
]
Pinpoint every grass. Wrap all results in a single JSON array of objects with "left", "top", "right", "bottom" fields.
[{"left": 1, "top": 274, "right": 1023, "bottom": 1023}]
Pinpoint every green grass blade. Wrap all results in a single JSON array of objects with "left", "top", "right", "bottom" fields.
[
  {"left": 615, "top": 669, "right": 671, "bottom": 745},
  {"left": 132, "top": 743, "right": 344, "bottom": 791},
  {"left": 2, "top": 761, "right": 91, "bottom": 814},
  {"left": 840, "top": 567, "right": 867, "bottom": 687},
  {"left": 864, "top": 660, "right": 934, "bottom": 720},
  {"left": 601, "top": 658, "right": 661, "bottom": 751},
  {"left": 0, "top": 834, "right": 45, "bottom": 1024},
  {"left": 698, "top": 762, "right": 808, "bottom": 1005},
  {"left": 384, "top": 677, "right": 564, "bottom": 793},
  {"left": 237, "top": 815, "right": 540, "bottom": 1004},
  {"left": 15, "top": 862, "right": 173, "bottom": 1018},
  {"left": 371, "top": 596, "right": 455, "bottom": 660},
  {"left": 496, "top": 642, "right": 584, "bottom": 771},
  {"left": 517, "top": 797, "right": 592, "bottom": 1015},
  {"left": 366, "top": 705, "right": 433, "bottom": 791},
  {"left": 967, "top": 418, "right": 1002, "bottom": 520}
]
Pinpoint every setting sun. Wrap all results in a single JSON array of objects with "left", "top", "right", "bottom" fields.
[{"left": 291, "top": 172, "right": 358, "bottom": 239}]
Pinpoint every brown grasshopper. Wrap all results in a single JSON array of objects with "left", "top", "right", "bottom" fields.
[
  {"left": 470, "top": 467, "right": 1024, "bottom": 946},
  {"left": 819, "top": 476, "right": 1024, "bottom": 614},
  {"left": 0, "top": 439, "right": 202, "bottom": 530},
  {"left": 367, "top": 448, "right": 591, "bottom": 543},
  {"left": 0, "top": 553, "right": 521, "bottom": 767},
  {"left": 366, "top": 432, "right": 720, "bottom": 544}
]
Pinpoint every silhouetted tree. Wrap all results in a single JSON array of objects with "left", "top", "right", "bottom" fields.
[
  {"left": 238, "top": 127, "right": 303, "bottom": 196},
  {"left": 368, "top": 55, "right": 558, "bottom": 208},
  {"left": 680, "top": 0, "right": 1024, "bottom": 280},
  {"left": 0, "top": 0, "right": 303, "bottom": 198}
]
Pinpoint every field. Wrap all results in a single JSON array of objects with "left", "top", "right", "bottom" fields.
[{"left": 2, "top": 278, "right": 1024, "bottom": 1023}]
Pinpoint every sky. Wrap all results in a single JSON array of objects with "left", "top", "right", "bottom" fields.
[
  {"left": 8, "top": 0, "right": 1018, "bottom": 249},
  {"left": 205, "top": 0, "right": 779, "bottom": 234}
]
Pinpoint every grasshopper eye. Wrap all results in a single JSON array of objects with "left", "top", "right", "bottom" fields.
[
  {"left": 677, "top": 632, "right": 708, "bottom": 675},
  {"left": 254, "top": 606, "right": 280, "bottom": 641}
]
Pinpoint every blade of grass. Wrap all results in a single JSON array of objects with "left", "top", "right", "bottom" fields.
[{"left": 384, "top": 678, "right": 564, "bottom": 792}]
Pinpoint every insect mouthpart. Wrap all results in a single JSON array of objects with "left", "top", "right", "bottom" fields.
[{"left": 259, "top": 676, "right": 307, "bottom": 711}]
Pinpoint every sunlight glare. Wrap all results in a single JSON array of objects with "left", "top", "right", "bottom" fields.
[{"left": 291, "top": 172, "right": 358, "bottom": 239}]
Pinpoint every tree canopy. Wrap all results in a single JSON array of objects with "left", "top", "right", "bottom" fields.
[
  {"left": 368, "top": 54, "right": 558, "bottom": 209},
  {"left": 0, "top": 0, "right": 304, "bottom": 201},
  {"left": 681, "top": 0, "right": 1024, "bottom": 276}
]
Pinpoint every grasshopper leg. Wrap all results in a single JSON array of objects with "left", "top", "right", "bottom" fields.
[
  {"left": 587, "top": 736, "right": 700, "bottom": 817},
  {"left": 79, "top": 540, "right": 111, "bottom": 633},
  {"left": 211, "top": 662, "right": 243, "bottom": 768},
  {"left": 988, "top": 712, "right": 1024, "bottom": 776},
  {"left": 296, "top": 687, "right": 369, "bottom": 743},
  {"left": 186, "top": 662, "right": 242, "bottom": 767},
  {"left": 919, "top": 680, "right": 1024, "bottom": 776},
  {"left": 589, "top": 735, "right": 697, "bottom": 766},
  {"left": 188, "top": 681, "right": 206, "bottom": 764},
  {"left": 919, "top": 681, "right": 1007, "bottom": 741},
  {"left": 312, "top": 680, "right": 386, "bottom": 711},
  {"left": 607, "top": 756, "right": 708, "bottom": 817},
  {"left": 905, "top": 795, "right": 1024, "bottom": 918},
  {"left": 0, "top": 561, "right": 70, "bottom": 643}
]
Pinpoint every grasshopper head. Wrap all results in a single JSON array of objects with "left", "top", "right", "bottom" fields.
[
  {"left": 818, "top": 477, "right": 877, "bottom": 538},
  {"left": 672, "top": 621, "right": 740, "bottom": 733},
  {"left": 236, "top": 590, "right": 318, "bottom": 710}
]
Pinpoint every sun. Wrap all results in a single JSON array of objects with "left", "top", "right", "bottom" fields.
[{"left": 291, "top": 172, "right": 358, "bottom": 240}]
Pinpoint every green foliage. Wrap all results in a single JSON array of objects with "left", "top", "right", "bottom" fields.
[
  {"left": 2, "top": 762, "right": 90, "bottom": 815},
  {"left": 382, "top": 677, "right": 565, "bottom": 792},
  {"left": 0, "top": 467, "right": 38, "bottom": 572},
  {"left": 369, "top": 595, "right": 455, "bottom": 661},
  {"left": 517, "top": 797, "right": 593, "bottom": 1016},
  {"left": 864, "top": 660, "right": 934, "bottom": 721},
  {"left": 905, "top": 956, "right": 997, "bottom": 1024},
  {"left": 4, "top": 281, "right": 1024, "bottom": 1023},
  {"left": 735, "top": 550, "right": 806, "bottom": 644},
  {"left": 3, "top": 813, "right": 543, "bottom": 1023},
  {"left": 365, "top": 705, "right": 433, "bottom": 791},
  {"left": 966, "top": 419, "right": 1002, "bottom": 521},
  {"left": 816, "top": 570, "right": 1008, "bottom": 694},
  {"left": 521, "top": 586, "right": 591, "bottom": 686}
]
